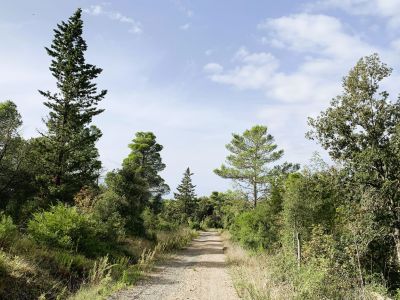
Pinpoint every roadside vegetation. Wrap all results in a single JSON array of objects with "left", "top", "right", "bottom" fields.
[
  {"left": 2, "top": 7, "right": 400, "bottom": 300},
  {"left": 205, "top": 53, "right": 400, "bottom": 299}
]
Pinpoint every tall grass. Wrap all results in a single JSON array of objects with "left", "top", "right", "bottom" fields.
[
  {"left": 222, "top": 232, "right": 293, "bottom": 300},
  {"left": 222, "top": 231, "right": 389, "bottom": 300}
]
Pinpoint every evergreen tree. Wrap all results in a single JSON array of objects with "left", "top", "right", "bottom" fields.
[
  {"left": 123, "top": 132, "right": 170, "bottom": 213},
  {"left": 214, "top": 125, "right": 284, "bottom": 207},
  {"left": 174, "top": 168, "right": 197, "bottom": 218},
  {"left": 38, "top": 8, "right": 106, "bottom": 202},
  {"left": 103, "top": 131, "right": 170, "bottom": 236},
  {"left": 105, "top": 167, "right": 149, "bottom": 236}
]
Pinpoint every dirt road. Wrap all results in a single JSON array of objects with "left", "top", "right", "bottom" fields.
[{"left": 109, "top": 231, "right": 239, "bottom": 300}]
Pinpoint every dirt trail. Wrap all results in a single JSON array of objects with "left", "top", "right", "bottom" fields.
[{"left": 109, "top": 231, "right": 239, "bottom": 300}]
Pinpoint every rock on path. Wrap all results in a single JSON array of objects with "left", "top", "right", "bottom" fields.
[{"left": 109, "top": 231, "right": 239, "bottom": 300}]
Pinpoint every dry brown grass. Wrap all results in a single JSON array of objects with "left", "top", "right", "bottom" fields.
[
  {"left": 221, "top": 231, "right": 294, "bottom": 300},
  {"left": 70, "top": 227, "right": 197, "bottom": 300}
]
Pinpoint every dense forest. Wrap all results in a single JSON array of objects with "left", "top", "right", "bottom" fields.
[{"left": 2, "top": 8, "right": 400, "bottom": 300}]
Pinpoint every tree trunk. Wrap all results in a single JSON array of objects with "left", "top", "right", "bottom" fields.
[
  {"left": 296, "top": 231, "right": 301, "bottom": 267},
  {"left": 253, "top": 179, "right": 257, "bottom": 207},
  {"left": 393, "top": 227, "right": 400, "bottom": 267},
  {"left": 354, "top": 238, "right": 365, "bottom": 299}
]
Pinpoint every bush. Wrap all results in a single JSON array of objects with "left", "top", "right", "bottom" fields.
[
  {"left": 142, "top": 207, "right": 158, "bottom": 237},
  {"left": 0, "top": 214, "right": 17, "bottom": 247},
  {"left": 27, "top": 204, "right": 100, "bottom": 255},
  {"left": 188, "top": 218, "right": 201, "bottom": 230},
  {"left": 92, "top": 192, "right": 126, "bottom": 243},
  {"left": 230, "top": 203, "right": 280, "bottom": 250}
]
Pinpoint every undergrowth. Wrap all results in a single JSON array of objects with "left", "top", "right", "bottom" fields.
[
  {"left": 222, "top": 231, "right": 389, "bottom": 300},
  {"left": 0, "top": 225, "right": 195, "bottom": 300}
]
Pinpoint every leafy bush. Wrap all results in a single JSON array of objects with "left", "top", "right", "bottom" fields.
[
  {"left": 230, "top": 202, "right": 280, "bottom": 250},
  {"left": 142, "top": 207, "right": 158, "bottom": 237},
  {"left": 92, "top": 191, "right": 126, "bottom": 243},
  {"left": 28, "top": 204, "right": 100, "bottom": 255},
  {"left": 220, "top": 195, "right": 250, "bottom": 229},
  {"left": 188, "top": 218, "right": 201, "bottom": 230},
  {"left": 0, "top": 214, "right": 17, "bottom": 247},
  {"left": 200, "top": 216, "right": 216, "bottom": 229}
]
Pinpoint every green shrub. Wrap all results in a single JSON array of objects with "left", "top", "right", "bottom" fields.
[
  {"left": 156, "top": 217, "right": 178, "bottom": 231},
  {"left": 92, "top": 190, "right": 126, "bottom": 242},
  {"left": 188, "top": 218, "right": 201, "bottom": 230},
  {"left": 141, "top": 207, "right": 158, "bottom": 238},
  {"left": 28, "top": 204, "right": 100, "bottom": 255},
  {"left": 200, "top": 215, "right": 222, "bottom": 229},
  {"left": 0, "top": 214, "right": 17, "bottom": 247},
  {"left": 230, "top": 203, "right": 280, "bottom": 250}
]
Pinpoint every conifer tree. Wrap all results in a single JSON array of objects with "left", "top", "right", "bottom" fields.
[
  {"left": 38, "top": 8, "right": 106, "bottom": 202},
  {"left": 214, "top": 125, "right": 283, "bottom": 207},
  {"left": 174, "top": 168, "right": 197, "bottom": 218},
  {"left": 123, "top": 132, "right": 170, "bottom": 197}
]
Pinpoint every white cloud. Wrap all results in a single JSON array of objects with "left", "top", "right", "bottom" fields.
[
  {"left": 84, "top": 5, "right": 142, "bottom": 34},
  {"left": 205, "top": 13, "right": 380, "bottom": 104},
  {"left": 203, "top": 63, "right": 223, "bottom": 73},
  {"left": 258, "top": 14, "right": 374, "bottom": 59},
  {"left": 85, "top": 4, "right": 103, "bottom": 15},
  {"left": 309, "top": 0, "right": 400, "bottom": 28},
  {"left": 234, "top": 47, "right": 278, "bottom": 65},
  {"left": 180, "top": 23, "right": 190, "bottom": 30},
  {"left": 208, "top": 51, "right": 279, "bottom": 91}
]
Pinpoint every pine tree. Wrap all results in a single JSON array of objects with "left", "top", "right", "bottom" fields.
[
  {"left": 38, "top": 8, "right": 106, "bottom": 202},
  {"left": 214, "top": 125, "right": 283, "bottom": 207},
  {"left": 174, "top": 167, "right": 197, "bottom": 218},
  {"left": 123, "top": 132, "right": 170, "bottom": 197}
]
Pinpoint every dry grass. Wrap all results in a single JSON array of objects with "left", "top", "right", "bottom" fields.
[
  {"left": 70, "top": 227, "right": 197, "bottom": 300},
  {"left": 221, "top": 232, "right": 393, "bottom": 300},
  {"left": 221, "top": 231, "right": 294, "bottom": 300}
]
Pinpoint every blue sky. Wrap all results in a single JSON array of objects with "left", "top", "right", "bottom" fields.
[{"left": 1, "top": 0, "right": 400, "bottom": 196}]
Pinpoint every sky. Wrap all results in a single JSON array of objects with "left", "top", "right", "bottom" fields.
[{"left": 1, "top": 0, "right": 400, "bottom": 196}]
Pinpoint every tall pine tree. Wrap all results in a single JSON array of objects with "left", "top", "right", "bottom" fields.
[
  {"left": 38, "top": 8, "right": 106, "bottom": 202},
  {"left": 174, "top": 167, "right": 197, "bottom": 218}
]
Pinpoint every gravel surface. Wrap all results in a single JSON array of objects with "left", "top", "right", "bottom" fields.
[{"left": 109, "top": 231, "right": 239, "bottom": 300}]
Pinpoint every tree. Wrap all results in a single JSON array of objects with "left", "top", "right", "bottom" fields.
[
  {"left": 102, "top": 132, "right": 170, "bottom": 236},
  {"left": 283, "top": 170, "right": 341, "bottom": 266},
  {"left": 174, "top": 168, "right": 197, "bottom": 219},
  {"left": 307, "top": 53, "right": 400, "bottom": 275},
  {"left": 105, "top": 167, "right": 149, "bottom": 236},
  {"left": 0, "top": 101, "right": 21, "bottom": 156},
  {"left": 123, "top": 132, "right": 169, "bottom": 213},
  {"left": 0, "top": 101, "right": 23, "bottom": 192},
  {"left": 214, "top": 125, "right": 284, "bottom": 207},
  {"left": 0, "top": 101, "right": 36, "bottom": 217},
  {"left": 38, "top": 8, "right": 106, "bottom": 202}
]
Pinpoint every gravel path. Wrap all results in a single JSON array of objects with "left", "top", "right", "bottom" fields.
[{"left": 109, "top": 231, "right": 239, "bottom": 300}]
